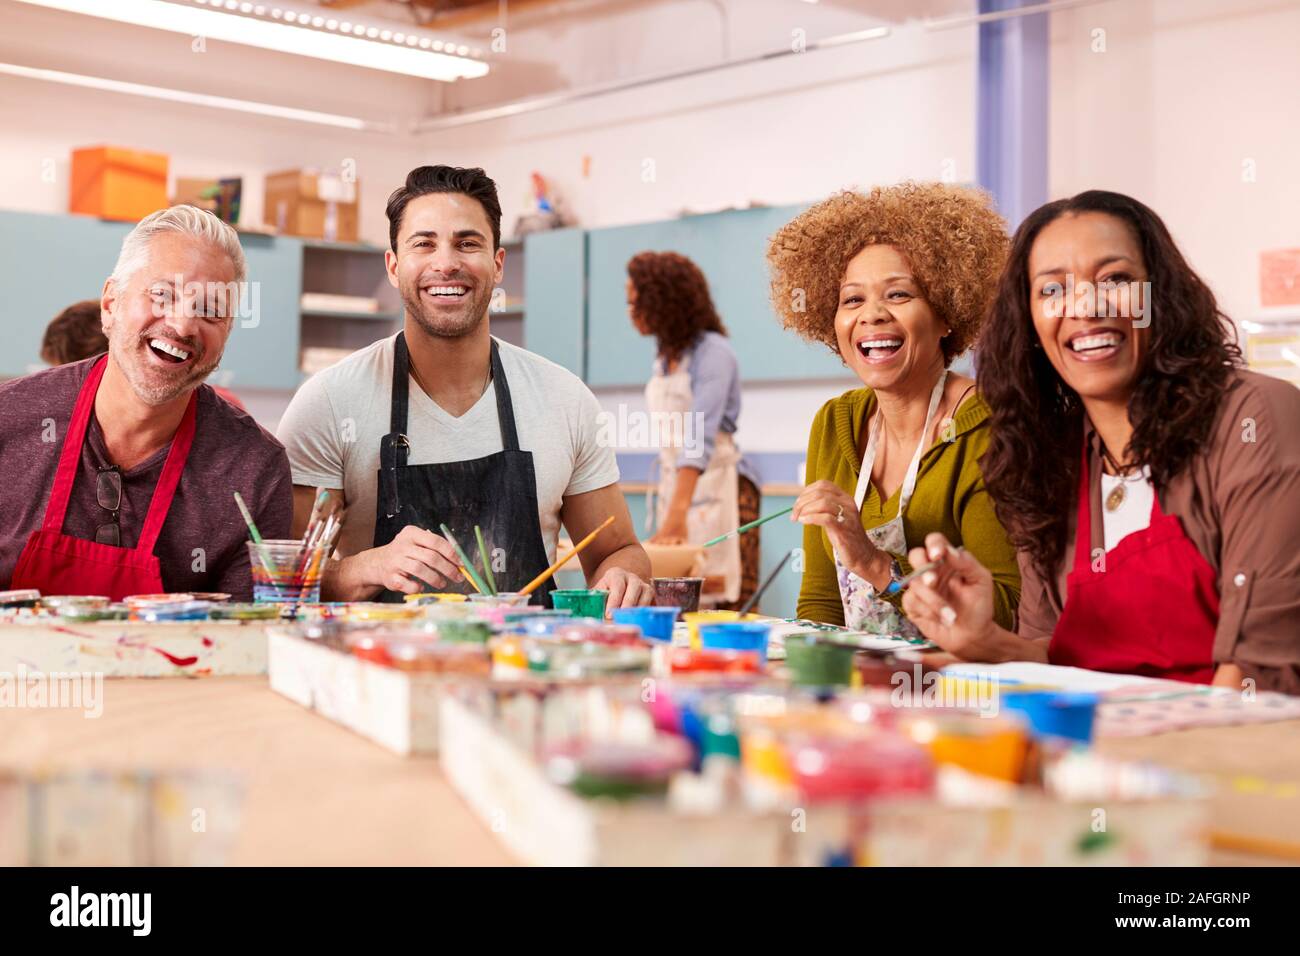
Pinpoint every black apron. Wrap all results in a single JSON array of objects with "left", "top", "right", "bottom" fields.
[{"left": 373, "top": 333, "right": 556, "bottom": 607}]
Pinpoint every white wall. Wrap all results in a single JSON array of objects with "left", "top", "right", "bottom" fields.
[
  {"left": 424, "top": 18, "right": 978, "bottom": 232},
  {"left": 1049, "top": 0, "right": 1300, "bottom": 325}
]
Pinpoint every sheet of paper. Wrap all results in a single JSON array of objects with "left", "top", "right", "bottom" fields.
[{"left": 940, "top": 661, "right": 1173, "bottom": 693}]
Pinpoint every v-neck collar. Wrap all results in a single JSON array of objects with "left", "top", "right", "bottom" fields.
[
  {"left": 833, "top": 386, "right": 990, "bottom": 504},
  {"left": 407, "top": 371, "right": 496, "bottom": 426},
  {"left": 85, "top": 411, "right": 173, "bottom": 478}
]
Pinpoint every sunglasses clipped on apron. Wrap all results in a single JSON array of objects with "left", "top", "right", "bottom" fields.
[
  {"left": 373, "top": 333, "right": 556, "bottom": 606},
  {"left": 11, "top": 356, "right": 197, "bottom": 601},
  {"left": 835, "top": 370, "right": 946, "bottom": 636}
]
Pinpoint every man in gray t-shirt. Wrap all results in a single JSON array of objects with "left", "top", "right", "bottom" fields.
[{"left": 277, "top": 165, "right": 651, "bottom": 611}]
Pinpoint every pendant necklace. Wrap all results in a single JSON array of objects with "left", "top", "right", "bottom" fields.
[{"left": 1100, "top": 445, "right": 1140, "bottom": 512}]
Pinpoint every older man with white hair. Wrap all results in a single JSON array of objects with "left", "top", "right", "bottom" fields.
[{"left": 0, "top": 205, "right": 291, "bottom": 600}]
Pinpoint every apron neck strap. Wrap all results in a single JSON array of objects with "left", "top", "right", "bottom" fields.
[
  {"left": 389, "top": 331, "right": 412, "bottom": 445},
  {"left": 136, "top": 393, "right": 199, "bottom": 552},
  {"left": 854, "top": 368, "right": 948, "bottom": 511},
  {"left": 43, "top": 357, "right": 107, "bottom": 532},
  {"left": 489, "top": 338, "right": 519, "bottom": 452},
  {"left": 1072, "top": 439, "right": 1094, "bottom": 570}
]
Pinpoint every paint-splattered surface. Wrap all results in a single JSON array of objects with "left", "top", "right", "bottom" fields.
[{"left": 0, "top": 621, "right": 270, "bottom": 676}]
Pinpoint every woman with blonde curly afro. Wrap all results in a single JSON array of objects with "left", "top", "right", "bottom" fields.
[{"left": 768, "top": 182, "right": 1020, "bottom": 634}]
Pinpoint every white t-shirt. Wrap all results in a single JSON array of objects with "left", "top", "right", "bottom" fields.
[
  {"left": 276, "top": 334, "right": 620, "bottom": 562},
  {"left": 1099, "top": 467, "right": 1155, "bottom": 552}
]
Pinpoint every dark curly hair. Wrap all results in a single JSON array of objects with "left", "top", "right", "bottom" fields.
[
  {"left": 767, "top": 183, "right": 1008, "bottom": 366},
  {"left": 978, "top": 190, "right": 1243, "bottom": 583},
  {"left": 626, "top": 251, "right": 727, "bottom": 366},
  {"left": 42, "top": 299, "right": 107, "bottom": 365}
]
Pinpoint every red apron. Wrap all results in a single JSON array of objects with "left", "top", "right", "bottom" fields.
[
  {"left": 1049, "top": 442, "right": 1219, "bottom": 683},
  {"left": 11, "top": 357, "right": 197, "bottom": 601}
]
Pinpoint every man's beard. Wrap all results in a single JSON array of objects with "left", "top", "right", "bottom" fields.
[
  {"left": 108, "top": 325, "right": 221, "bottom": 406},
  {"left": 401, "top": 276, "right": 492, "bottom": 340}
]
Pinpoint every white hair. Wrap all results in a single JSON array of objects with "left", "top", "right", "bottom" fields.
[{"left": 111, "top": 205, "right": 247, "bottom": 286}]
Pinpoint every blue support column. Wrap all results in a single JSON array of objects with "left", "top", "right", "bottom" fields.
[{"left": 977, "top": 0, "right": 1050, "bottom": 228}]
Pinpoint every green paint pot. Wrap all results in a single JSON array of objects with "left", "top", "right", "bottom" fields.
[
  {"left": 550, "top": 589, "right": 609, "bottom": 619},
  {"left": 784, "top": 633, "right": 855, "bottom": 687}
]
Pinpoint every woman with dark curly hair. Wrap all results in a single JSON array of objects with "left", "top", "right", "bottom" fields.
[
  {"left": 901, "top": 190, "right": 1300, "bottom": 691},
  {"left": 768, "top": 183, "right": 1019, "bottom": 635},
  {"left": 627, "top": 251, "right": 760, "bottom": 608}
]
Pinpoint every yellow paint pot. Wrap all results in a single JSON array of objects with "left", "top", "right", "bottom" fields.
[{"left": 404, "top": 592, "right": 469, "bottom": 604}]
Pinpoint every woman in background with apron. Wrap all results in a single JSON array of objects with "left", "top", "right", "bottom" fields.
[{"left": 627, "top": 252, "right": 760, "bottom": 609}]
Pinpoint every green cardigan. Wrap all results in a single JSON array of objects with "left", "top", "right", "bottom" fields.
[{"left": 796, "top": 388, "right": 1020, "bottom": 630}]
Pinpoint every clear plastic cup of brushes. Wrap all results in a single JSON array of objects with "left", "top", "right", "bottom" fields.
[{"left": 248, "top": 539, "right": 329, "bottom": 605}]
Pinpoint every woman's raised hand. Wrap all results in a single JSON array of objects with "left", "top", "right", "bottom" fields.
[
  {"left": 901, "top": 532, "right": 999, "bottom": 657},
  {"left": 792, "top": 480, "right": 886, "bottom": 582}
]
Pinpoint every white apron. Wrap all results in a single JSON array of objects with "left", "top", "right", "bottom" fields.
[
  {"left": 835, "top": 370, "right": 947, "bottom": 634},
  {"left": 645, "top": 353, "right": 742, "bottom": 606}
]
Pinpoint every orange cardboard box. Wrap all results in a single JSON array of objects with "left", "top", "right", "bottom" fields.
[
  {"left": 69, "top": 146, "right": 169, "bottom": 222},
  {"left": 264, "top": 168, "right": 359, "bottom": 243}
]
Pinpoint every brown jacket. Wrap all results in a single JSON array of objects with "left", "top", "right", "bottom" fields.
[{"left": 1018, "top": 369, "right": 1300, "bottom": 694}]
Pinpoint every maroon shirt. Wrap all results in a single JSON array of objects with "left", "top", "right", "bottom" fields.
[{"left": 0, "top": 358, "right": 292, "bottom": 600}]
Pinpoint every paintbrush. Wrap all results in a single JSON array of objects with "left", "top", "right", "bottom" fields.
[
  {"left": 882, "top": 547, "right": 966, "bottom": 595},
  {"left": 439, "top": 524, "right": 492, "bottom": 597},
  {"left": 300, "top": 489, "right": 330, "bottom": 544},
  {"left": 738, "top": 548, "right": 795, "bottom": 615},
  {"left": 474, "top": 525, "right": 498, "bottom": 596},
  {"left": 460, "top": 566, "right": 484, "bottom": 595},
  {"left": 519, "top": 515, "right": 616, "bottom": 596},
  {"left": 233, "top": 491, "right": 263, "bottom": 544},
  {"left": 702, "top": 506, "right": 793, "bottom": 548}
]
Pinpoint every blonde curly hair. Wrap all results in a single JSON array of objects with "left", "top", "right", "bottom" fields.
[{"left": 767, "top": 182, "right": 1009, "bottom": 365}]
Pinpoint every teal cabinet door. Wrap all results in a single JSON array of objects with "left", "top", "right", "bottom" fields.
[
  {"left": 585, "top": 205, "right": 845, "bottom": 387},
  {"left": 522, "top": 228, "right": 586, "bottom": 377},
  {"left": 0, "top": 211, "right": 301, "bottom": 389},
  {"left": 215, "top": 232, "right": 302, "bottom": 390},
  {"left": 0, "top": 211, "right": 130, "bottom": 378}
]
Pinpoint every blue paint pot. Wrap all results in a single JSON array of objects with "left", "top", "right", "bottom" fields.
[
  {"left": 611, "top": 606, "right": 681, "bottom": 642},
  {"left": 697, "top": 620, "right": 772, "bottom": 662},
  {"left": 1000, "top": 690, "right": 1099, "bottom": 743}
]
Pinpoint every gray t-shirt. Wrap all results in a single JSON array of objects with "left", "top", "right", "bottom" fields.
[
  {"left": 0, "top": 358, "right": 293, "bottom": 600},
  {"left": 276, "top": 334, "right": 621, "bottom": 562}
]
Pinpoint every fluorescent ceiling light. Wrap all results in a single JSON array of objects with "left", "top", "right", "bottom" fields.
[
  {"left": 0, "top": 61, "right": 394, "bottom": 131},
  {"left": 12, "top": 0, "right": 487, "bottom": 82}
]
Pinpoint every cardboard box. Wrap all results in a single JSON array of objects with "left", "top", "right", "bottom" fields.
[
  {"left": 69, "top": 146, "right": 168, "bottom": 222},
  {"left": 264, "top": 168, "right": 359, "bottom": 243},
  {"left": 173, "top": 176, "right": 242, "bottom": 224}
]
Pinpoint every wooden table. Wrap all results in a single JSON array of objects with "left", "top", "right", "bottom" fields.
[
  {"left": 0, "top": 677, "right": 512, "bottom": 866},
  {"left": 2, "top": 676, "right": 1296, "bottom": 865},
  {"left": 1099, "top": 719, "right": 1300, "bottom": 866}
]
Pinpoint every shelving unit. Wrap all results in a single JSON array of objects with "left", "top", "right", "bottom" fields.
[{"left": 298, "top": 235, "right": 528, "bottom": 375}]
